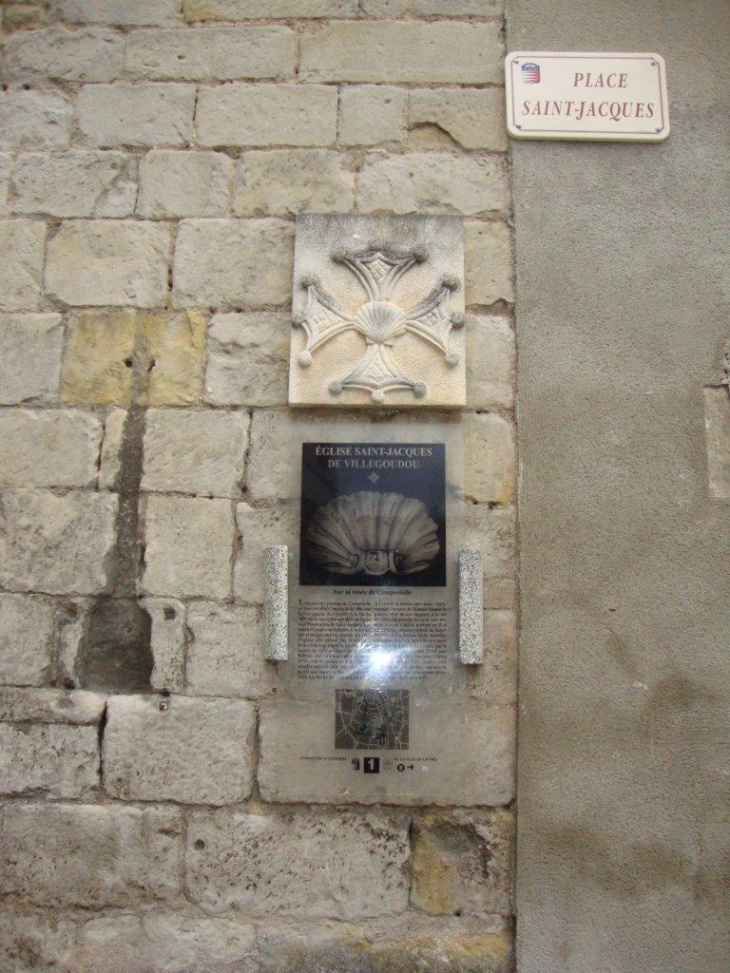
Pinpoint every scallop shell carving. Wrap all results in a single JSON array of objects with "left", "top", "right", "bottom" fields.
[{"left": 306, "top": 491, "right": 440, "bottom": 577}]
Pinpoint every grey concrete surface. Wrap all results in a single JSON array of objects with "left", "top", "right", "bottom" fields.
[{"left": 509, "top": 1, "right": 730, "bottom": 970}]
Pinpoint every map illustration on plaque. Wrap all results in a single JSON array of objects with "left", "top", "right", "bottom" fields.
[{"left": 335, "top": 689, "right": 410, "bottom": 751}]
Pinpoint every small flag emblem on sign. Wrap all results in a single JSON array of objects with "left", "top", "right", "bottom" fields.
[{"left": 521, "top": 62, "right": 541, "bottom": 84}]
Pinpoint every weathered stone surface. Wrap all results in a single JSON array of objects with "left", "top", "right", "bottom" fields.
[
  {"left": 414, "top": 0, "right": 504, "bottom": 13},
  {"left": 0, "top": 687, "right": 105, "bottom": 724},
  {"left": 98, "top": 408, "right": 126, "bottom": 488},
  {"left": 0, "top": 722, "right": 99, "bottom": 799},
  {"left": 0, "top": 594, "right": 55, "bottom": 686},
  {"left": 11, "top": 151, "right": 137, "bottom": 218},
  {"left": 410, "top": 809, "right": 514, "bottom": 916},
  {"left": 104, "top": 694, "right": 256, "bottom": 805},
  {"left": 464, "top": 220, "right": 514, "bottom": 306},
  {"left": 0, "top": 490, "right": 117, "bottom": 595},
  {"left": 339, "top": 85, "right": 405, "bottom": 145},
  {"left": 704, "top": 385, "right": 730, "bottom": 498},
  {"left": 0, "top": 154, "right": 10, "bottom": 210},
  {"left": 359, "top": 153, "right": 509, "bottom": 216},
  {"left": 3, "top": 26, "right": 124, "bottom": 83},
  {"left": 172, "top": 218, "right": 293, "bottom": 308},
  {"left": 301, "top": 22, "right": 503, "bottom": 83},
  {"left": 246, "top": 409, "right": 292, "bottom": 500},
  {"left": 0, "top": 410, "right": 102, "bottom": 489},
  {"left": 0, "top": 911, "right": 76, "bottom": 973},
  {"left": 466, "top": 314, "right": 515, "bottom": 409},
  {"left": 142, "top": 408, "right": 249, "bottom": 497},
  {"left": 0, "top": 803, "right": 182, "bottom": 907},
  {"left": 0, "top": 89, "right": 72, "bottom": 150},
  {"left": 184, "top": 0, "right": 358, "bottom": 18},
  {"left": 233, "top": 149, "right": 355, "bottom": 216},
  {"left": 0, "top": 313, "right": 63, "bottom": 404},
  {"left": 361, "top": 0, "right": 409, "bottom": 14},
  {"left": 142, "top": 495, "right": 233, "bottom": 599},
  {"left": 410, "top": 88, "right": 507, "bottom": 151},
  {"left": 233, "top": 500, "right": 299, "bottom": 603},
  {"left": 137, "top": 150, "right": 232, "bottom": 218},
  {"left": 452, "top": 502, "right": 516, "bottom": 581},
  {"left": 205, "top": 312, "right": 289, "bottom": 406},
  {"left": 463, "top": 413, "right": 516, "bottom": 504},
  {"left": 465, "top": 609, "right": 518, "bottom": 705},
  {"left": 186, "top": 807, "right": 410, "bottom": 918},
  {"left": 125, "top": 26, "right": 295, "bottom": 80},
  {"left": 196, "top": 84, "right": 337, "bottom": 148},
  {"left": 186, "top": 602, "right": 274, "bottom": 698},
  {"left": 0, "top": 220, "right": 45, "bottom": 310},
  {"left": 483, "top": 577, "right": 517, "bottom": 610},
  {"left": 140, "top": 597, "right": 186, "bottom": 693},
  {"left": 77, "top": 83, "right": 195, "bottom": 147},
  {"left": 57, "top": 0, "right": 183, "bottom": 23},
  {"left": 46, "top": 220, "right": 171, "bottom": 308},
  {"left": 62, "top": 310, "right": 206, "bottom": 407}
]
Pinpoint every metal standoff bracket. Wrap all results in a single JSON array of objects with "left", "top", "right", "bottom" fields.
[
  {"left": 264, "top": 546, "right": 289, "bottom": 662},
  {"left": 458, "top": 549, "right": 484, "bottom": 665}
]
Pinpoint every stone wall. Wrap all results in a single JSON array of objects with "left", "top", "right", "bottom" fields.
[{"left": 0, "top": 2, "right": 516, "bottom": 970}]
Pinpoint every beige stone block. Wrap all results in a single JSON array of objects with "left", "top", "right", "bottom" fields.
[
  {"left": 233, "top": 500, "right": 299, "bottom": 603},
  {"left": 452, "top": 502, "right": 516, "bottom": 580},
  {"left": 11, "top": 151, "right": 137, "bottom": 218},
  {"left": 246, "top": 409, "right": 292, "bottom": 500},
  {"left": 0, "top": 803, "right": 183, "bottom": 908},
  {"left": 2, "top": 3, "right": 49, "bottom": 30},
  {"left": 138, "top": 150, "right": 232, "bottom": 218},
  {"left": 186, "top": 602, "right": 274, "bottom": 698},
  {"left": 483, "top": 577, "right": 517, "bottom": 610},
  {"left": 0, "top": 89, "right": 72, "bottom": 150},
  {"left": 359, "top": 153, "right": 510, "bottom": 216},
  {"left": 172, "top": 218, "right": 293, "bottom": 308},
  {"left": 0, "top": 594, "right": 55, "bottom": 686},
  {"left": 464, "top": 220, "right": 514, "bottom": 306},
  {"left": 77, "top": 83, "right": 195, "bottom": 147},
  {"left": 142, "top": 408, "right": 249, "bottom": 497},
  {"left": 0, "top": 686, "right": 105, "bottom": 724},
  {"left": 142, "top": 495, "right": 234, "bottom": 599},
  {"left": 98, "top": 408, "right": 126, "bottom": 488},
  {"left": 141, "top": 597, "right": 186, "bottom": 693},
  {"left": 196, "top": 84, "right": 337, "bottom": 148},
  {"left": 339, "top": 85, "right": 405, "bottom": 145},
  {"left": 183, "top": 0, "right": 357, "bottom": 18},
  {"left": 465, "top": 609, "right": 518, "bottom": 705},
  {"left": 0, "top": 723, "right": 99, "bottom": 799},
  {"left": 410, "top": 88, "right": 507, "bottom": 151},
  {"left": 410, "top": 808, "right": 514, "bottom": 916},
  {"left": 0, "top": 220, "right": 45, "bottom": 311},
  {"left": 704, "top": 385, "right": 730, "bottom": 498},
  {"left": 57, "top": 0, "right": 183, "bottom": 23},
  {"left": 0, "top": 155, "right": 10, "bottom": 212},
  {"left": 233, "top": 150, "right": 355, "bottom": 217},
  {"left": 361, "top": 0, "right": 409, "bottom": 14},
  {"left": 46, "top": 220, "right": 171, "bottom": 308},
  {"left": 301, "top": 22, "right": 503, "bottom": 84},
  {"left": 414, "top": 0, "right": 504, "bottom": 12},
  {"left": 186, "top": 807, "right": 409, "bottom": 918},
  {"left": 205, "top": 311, "right": 289, "bottom": 406},
  {"left": 463, "top": 413, "right": 516, "bottom": 503},
  {"left": 0, "top": 313, "right": 63, "bottom": 405},
  {"left": 0, "top": 913, "right": 75, "bottom": 971},
  {"left": 0, "top": 490, "right": 118, "bottom": 595},
  {"left": 3, "top": 26, "right": 124, "bottom": 83},
  {"left": 466, "top": 314, "right": 515, "bottom": 409},
  {"left": 104, "top": 694, "right": 256, "bottom": 805},
  {"left": 125, "top": 26, "right": 295, "bottom": 80},
  {"left": 0, "top": 409, "right": 102, "bottom": 489}
]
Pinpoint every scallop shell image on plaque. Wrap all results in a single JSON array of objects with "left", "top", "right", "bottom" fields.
[{"left": 306, "top": 491, "right": 440, "bottom": 577}]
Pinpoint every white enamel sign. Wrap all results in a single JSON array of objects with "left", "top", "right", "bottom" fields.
[{"left": 506, "top": 51, "right": 669, "bottom": 142}]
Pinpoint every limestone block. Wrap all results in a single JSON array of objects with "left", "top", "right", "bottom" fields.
[
  {"left": 452, "top": 502, "right": 516, "bottom": 581},
  {"left": 142, "top": 495, "right": 234, "bottom": 599},
  {"left": 98, "top": 408, "right": 126, "bottom": 488},
  {"left": 0, "top": 803, "right": 183, "bottom": 907},
  {"left": 0, "top": 594, "right": 55, "bottom": 686},
  {"left": 186, "top": 807, "right": 409, "bottom": 918},
  {"left": 183, "top": 0, "right": 358, "bottom": 18},
  {"left": 466, "top": 609, "right": 518, "bottom": 705},
  {"left": 414, "top": 0, "right": 504, "bottom": 13},
  {"left": 0, "top": 912, "right": 75, "bottom": 973},
  {"left": 104, "top": 694, "right": 256, "bottom": 805},
  {"left": 0, "top": 723, "right": 99, "bottom": 799},
  {"left": 138, "top": 150, "right": 232, "bottom": 218},
  {"left": 0, "top": 687, "right": 105, "bottom": 723},
  {"left": 361, "top": 0, "right": 409, "bottom": 14},
  {"left": 186, "top": 602, "right": 274, "bottom": 698},
  {"left": 140, "top": 597, "right": 186, "bottom": 693},
  {"left": 704, "top": 385, "right": 730, "bottom": 497},
  {"left": 172, "top": 218, "right": 293, "bottom": 308},
  {"left": 339, "top": 85, "right": 405, "bottom": 145},
  {"left": 233, "top": 150, "right": 355, "bottom": 217},
  {"left": 0, "top": 220, "right": 45, "bottom": 310},
  {"left": 61, "top": 310, "right": 206, "bottom": 406},
  {"left": 301, "top": 22, "right": 503, "bottom": 84},
  {"left": 464, "top": 220, "right": 514, "bottom": 306},
  {"left": 359, "top": 153, "right": 510, "bottom": 216},
  {"left": 0, "top": 409, "right": 102, "bottom": 488},
  {"left": 125, "top": 26, "right": 295, "bottom": 80},
  {"left": 0, "top": 490, "right": 117, "bottom": 595},
  {"left": 463, "top": 413, "right": 516, "bottom": 503},
  {"left": 11, "top": 151, "right": 137, "bottom": 218},
  {"left": 142, "top": 408, "right": 249, "bottom": 497},
  {"left": 77, "top": 83, "right": 195, "bottom": 147},
  {"left": 0, "top": 154, "right": 11, "bottom": 211},
  {"left": 410, "top": 808, "right": 514, "bottom": 916},
  {"left": 0, "top": 313, "right": 63, "bottom": 404},
  {"left": 46, "top": 220, "right": 171, "bottom": 308},
  {"left": 57, "top": 0, "right": 183, "bottom": 23},
  {"left": 483, "top": 578, "right": 517, "bottom": 610},
  {"left": 196, "top": 84, "right": 337, "bottom": 147},
  {"left": 409, "top": 88, "right": 507, "bottom": 151},
  {"left": 205, "top": 312, "right": 289, "bottom": 406},
  {"left": 233, "top": 500, "right": 299, "bottom": 603},
  {"left": 246, "top": 409, "right": 292, "bottom": 500},
  {"left": 466, "top": 314, "right": 515, "bottom": 409},
  {"left": 3, "top": 27, "right": 124, "bottom": 83},
  {"left": 0, "top": 89, "right": 72, "bottom": 150}
]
